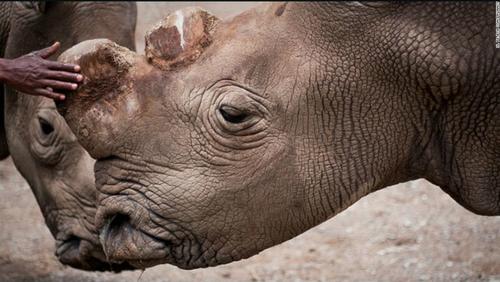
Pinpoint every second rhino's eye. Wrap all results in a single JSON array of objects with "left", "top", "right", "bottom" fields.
[
  {"left": 30, "top": 108, "right": 67, "bottom": 165},
  {"left": 39, "top": 117, "right": 54, "bottom": 135},
  {"left": 219, "top": 106, "right": 248, "bottom": 124}
]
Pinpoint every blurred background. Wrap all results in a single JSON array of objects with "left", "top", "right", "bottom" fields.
[{"left": 1, "top": 2, "right": 499, "bottom": 282}]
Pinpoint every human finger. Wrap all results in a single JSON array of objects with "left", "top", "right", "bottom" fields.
[
  {"left": 35, "top": 88, "right": 66, "bottom": 100},
  {"left": 35, "top": 42, "right": 61, "bottom": 59},
  {"left": 44, "top": 70, "right": 83, "bottom": 82},
  {"left": 40, "top": 79, "right": 78, "bottom": 91},
  {"left": 47, "top": 61, "right": 81, "bottom": 72}
]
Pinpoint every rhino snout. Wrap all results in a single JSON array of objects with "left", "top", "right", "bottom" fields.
[{"left": 56, "top": 39, "right": 150, "bottom": 159}]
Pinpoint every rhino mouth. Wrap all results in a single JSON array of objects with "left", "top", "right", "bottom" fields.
[
  {"left": 98, "top": 213, "right": 171, "bottom": 268},
  {"left": 93, "top": 156, "right": 206, "bottom": 269},
  {"left": 56, "top": 235, "right": 135, "bottom": 272}
]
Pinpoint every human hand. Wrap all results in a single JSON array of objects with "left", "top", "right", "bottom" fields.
[{"left": 0, "top": 42, "right": 83, "bottom": 100}]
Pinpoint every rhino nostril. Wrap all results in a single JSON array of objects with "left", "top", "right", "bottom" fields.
[
  {"left": 99, "top": 213, "right": 132, "bottom": 263},
  {"left": 109, "top": 213, "right": 130, "bottom": 229},
  {"left": 99, "top": 213, "right": 130, "bottom": 245}
]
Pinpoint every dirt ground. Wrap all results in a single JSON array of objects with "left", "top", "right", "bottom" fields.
[
  {"left": 2, "top": 158, "right": 500, "bottom": 282},
  {"left": 1, "top": 2, "right": 499, "bottom": 282}
]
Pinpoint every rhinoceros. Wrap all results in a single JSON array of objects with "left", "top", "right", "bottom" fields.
[
  {"left": 0, "top": 2, "right": 136, "bottom": 271},
  {"left": 56, "top": 2, "right": 499, "bottom": 269}
]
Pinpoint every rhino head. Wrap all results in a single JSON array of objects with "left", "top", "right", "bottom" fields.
[{"left": 56, "top": 2, "right": 500, "bottom": 269}]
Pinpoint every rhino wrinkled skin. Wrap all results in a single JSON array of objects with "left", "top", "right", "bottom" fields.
[
  {"left": 57, "top": 2, "right": 499, "bottom": 269},
  {"left": 1, "top": 2, "right": 136, "bottom": 271}
]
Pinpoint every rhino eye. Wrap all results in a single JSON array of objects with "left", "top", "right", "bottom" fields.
[
  {"left": 38, "top": 117, "right": 54, "bottom": 135},
  {"left": 219, "top": 106, "right": 248, "bottom": 124}
]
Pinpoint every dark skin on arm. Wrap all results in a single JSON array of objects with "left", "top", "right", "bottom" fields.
[{"left": 0, "top": 41, "right": 83, "bottom": 100}]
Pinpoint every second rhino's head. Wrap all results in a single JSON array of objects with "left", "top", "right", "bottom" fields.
[{"left": 3, "top": 1, "right": 137, "bottom": 271}]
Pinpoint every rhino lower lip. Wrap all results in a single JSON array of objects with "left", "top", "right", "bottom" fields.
[
  {"left": 55, "top": 236, "right": 88, "bottom": 269},
  {"left": 55, "top": 237, "right": 80, "bottom": 257},
  {"left": 99, "top": 213, "right": 170, "bottom": 263},
  {"left": 56, "top": 235, "right": 138, "bottom": 271}
]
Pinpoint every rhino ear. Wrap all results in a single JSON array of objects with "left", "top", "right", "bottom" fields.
[
  {"left": 0, "top": 87, "right": 10, "bottom": 160},
  {"left": 144, "top": 7, "right": 220, "bottom": 70}
]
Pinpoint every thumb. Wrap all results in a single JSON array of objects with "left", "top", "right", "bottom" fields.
[{"left": 36, "top": 41, "right": 61, "bottom": 59}]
